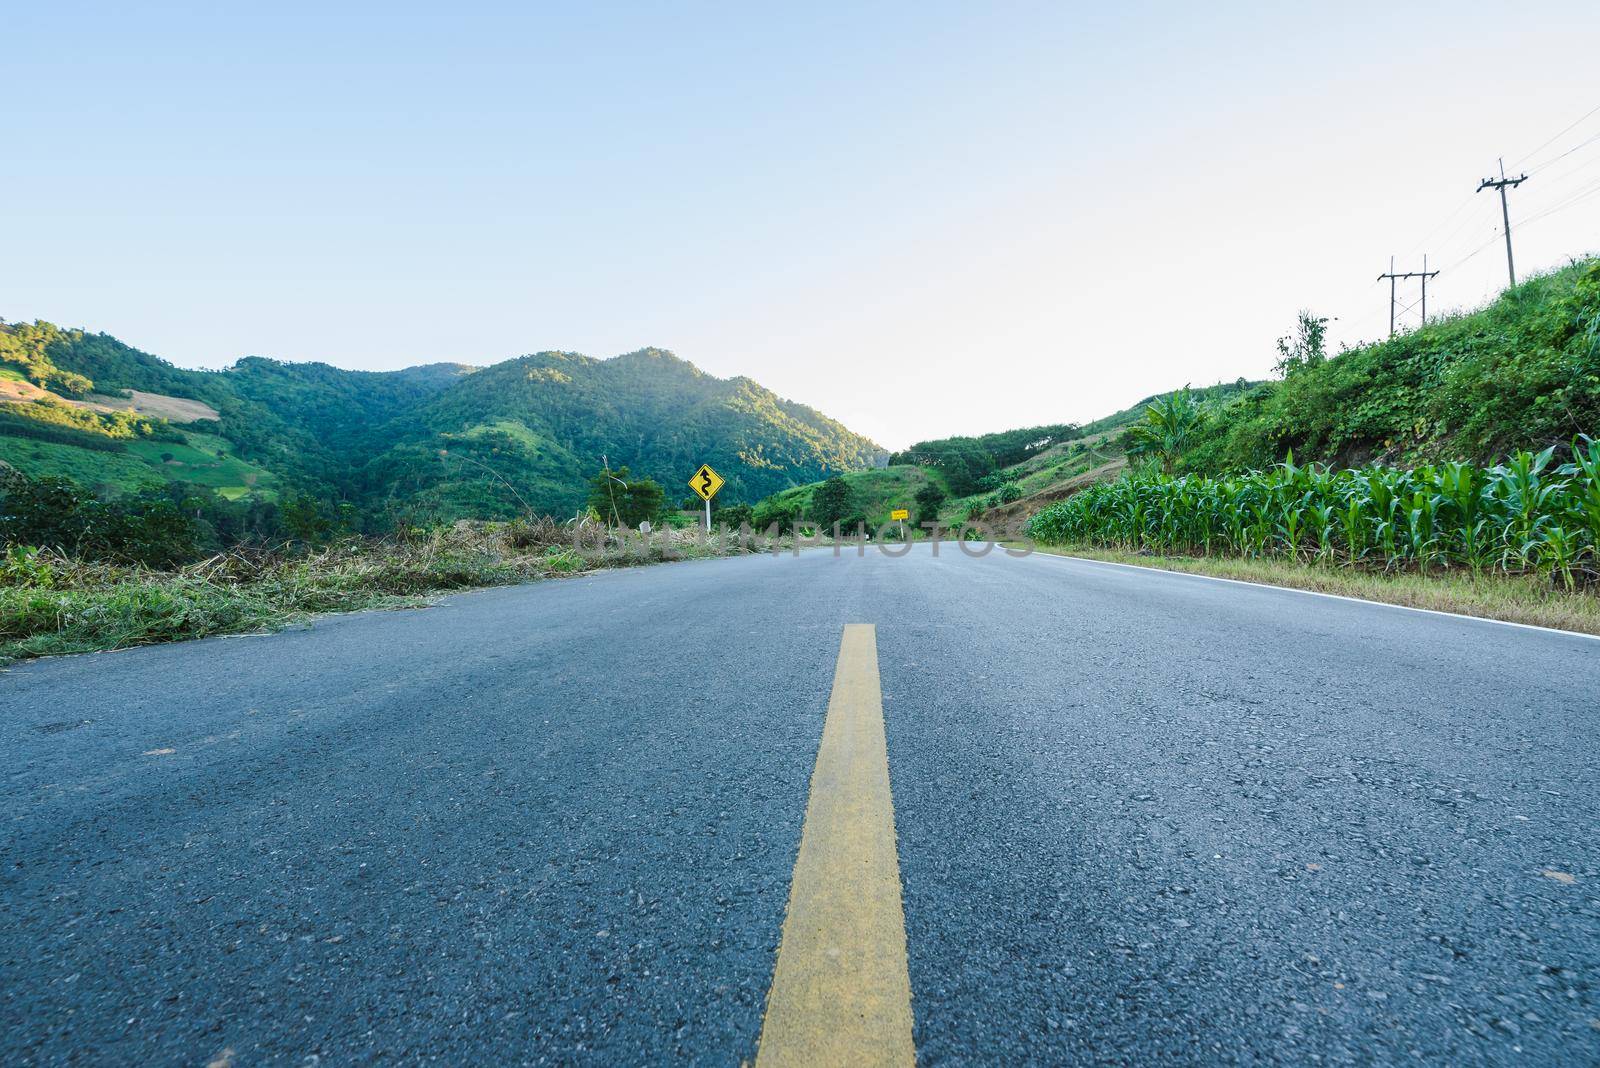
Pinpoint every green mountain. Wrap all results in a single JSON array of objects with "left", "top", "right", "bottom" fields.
[
  {"left": 358, "top": 347, "right": 883, "bottom": 520},
  {"left": 0, "top": 322, "right": 884, "bottom": 524}
]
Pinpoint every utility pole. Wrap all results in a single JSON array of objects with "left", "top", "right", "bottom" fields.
[
  {"left": 600, "top": 452, "right": 626, "bottom": 527},
  {"left": 1386, "top": 255, "right": 1395, "bottom": 337},
  {"left": 1477, "top": 158, "right": 1528, "bottom": 286},
  {"left": 1421, "top": 254, "right": 1431, "bottom": 323},
  {"left": 1377, "top": 256, "right": 1440, "bottom": 336}
]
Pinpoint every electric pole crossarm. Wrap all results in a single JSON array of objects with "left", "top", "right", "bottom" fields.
[
  {"left": 1476, "top": 175, "right": 1527, "bottom": 192},
  {"left": 1377, "top": 261, "right": 1442, "bottom": 337}
]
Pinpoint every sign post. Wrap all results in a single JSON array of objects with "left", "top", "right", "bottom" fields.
[
  {"left": 688, "top": 463, "right": 725, "bottom": 532},
  {"left": 890, "top": 508, "right": 909, "bottom": 539}
]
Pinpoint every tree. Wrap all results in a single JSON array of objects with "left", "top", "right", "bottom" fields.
[
  {"left": 587, "top": 466, "right": 664, "bottom": 528},
  {"left": 0, "top": 321, "right": 94, "bottom": 395},
  {"left": 281, "top": 492, "right": 332, "bottom": 544},
  {"left": 913, "top": 481, "right": 946, "bottom": 527},
  {"left": 889, "top": 423, "right": 1080, "bottom": 491},
  {"left": 1274, "top": 310, "right": 1329, "bottom": 379},
  {"left": 810, "top": 476, "right": 854, "bottom": 529}
]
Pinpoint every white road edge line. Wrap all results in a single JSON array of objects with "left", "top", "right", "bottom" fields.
[{"left": 1027, "top": 549, "right": 1600, "bottom": 643}]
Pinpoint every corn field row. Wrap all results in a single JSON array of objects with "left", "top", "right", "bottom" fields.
[{"left": 1026, "top": 440, "right": 1600, "bottom": 587}]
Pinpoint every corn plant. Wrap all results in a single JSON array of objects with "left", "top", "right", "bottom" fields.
[
  {"left": 1027, "top": 438, "right": 1600, "bottom": 586},
  {"left": 1489, "top": 447, "right": 1566, "bottom": 570},
  {"left": 1564, "top": 435, "right": 1600, "bottom": 553}
]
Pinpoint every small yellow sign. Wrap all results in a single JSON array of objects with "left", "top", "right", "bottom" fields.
[
  {"left": 689, "top": 463, "right": 725, "bottom": 502},
  {"left": 890, "top": 508, "right": 909, "bottom": 521}
]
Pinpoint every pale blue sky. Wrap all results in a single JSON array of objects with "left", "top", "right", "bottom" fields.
[{"left": 5, "top": 2, "right": 1599, "bottom": 448}]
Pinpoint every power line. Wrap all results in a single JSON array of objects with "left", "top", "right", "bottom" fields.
[
  {"left": 1511, "top": 100, "right": 1600, "bottom": 170},
  {"left": 1402, "top": 191, "right": 1478, "bottom": 257},
  {"left": 1427, "top": 195, "right": 1500, "bottom": 265},
  {"left": 1516, "top": 148, "right": 1600, "bottom": 215},
  {"left": 1512, "top": 159, "right": 1600, "bottom": 217},
  {"left": 1518, "top": 177, "right": 1600, "bottom": 228},
  {"left": 1441, "top": 229, "right": 1505, "bottom": 274},
  {"left": 1525, "top": 130, "right": 1600, "bottom": 176}
]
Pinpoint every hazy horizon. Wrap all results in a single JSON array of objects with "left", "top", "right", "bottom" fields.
[{"left": 7, "top": 2, "right": 1600, "bottom": 450}]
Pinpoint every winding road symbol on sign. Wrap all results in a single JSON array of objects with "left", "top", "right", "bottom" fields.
[{"left": 689, "top": 463, "right": 725, "bottom": 502}]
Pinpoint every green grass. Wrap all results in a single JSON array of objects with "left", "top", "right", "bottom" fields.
[
  {"left": 0, "top": 366, "right": 28, "bottom": 384},
  {"left": 0, "top": 520, "right": 771, "bottom": 665},
  {"left": 0, "top": 436, "right": 164, "bottom": 490},
  {"left": 1028, "top": 542, "right": 1600, "bottom": 636},
  {"left": 124, "top": 431, "right": 275, "bottom": 496},
  {"left": 0, "top": 428, "right": 276, "bottom": 498},
  {"left": 759, "top": 464, "right": 948, "bottom": 524},
  {"left": 458, "top": 419, "right": 546, "bottom": 448}
]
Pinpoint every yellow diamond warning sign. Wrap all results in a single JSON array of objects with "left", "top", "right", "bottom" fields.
[{"left": 688, "top": 463, "right": 725, "bottom": 502}]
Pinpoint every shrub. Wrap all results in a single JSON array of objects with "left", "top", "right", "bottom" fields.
[
  {"left": 712, "top": 502, "right": 754, "bottom": 529},
  {"left": 0, "top": 469, "right": 200, "bottom": 567},
  {"left": 586, "top": 466, "right": 664, "bottom": 527}
]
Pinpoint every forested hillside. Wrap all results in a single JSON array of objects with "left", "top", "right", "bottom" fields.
[
  {"left": 359, "top": 348, "right": 882, "bottom": 522},
  {"left": 0, "top": 321, "right": 883, "bottom": 543}
]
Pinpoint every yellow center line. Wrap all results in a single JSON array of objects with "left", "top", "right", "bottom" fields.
[{"left": 756, "top": 623, "right": 915, "bottom": 1067}]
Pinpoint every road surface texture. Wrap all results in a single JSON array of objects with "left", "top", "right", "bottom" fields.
[{"left": 3, "top": 544, "right": 1598, "bottom": 1065}]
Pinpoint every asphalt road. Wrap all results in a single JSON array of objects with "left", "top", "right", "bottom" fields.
[{"left": 3, "top": 543, "right": 1598, "bottom": 1065}]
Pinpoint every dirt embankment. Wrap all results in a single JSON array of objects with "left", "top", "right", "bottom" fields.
[
  {"left": 978, "top": 457, "right": 1128, "bottom": 527},
  {"left": 0, "top": 378, "right": 54, "bottom": 404}
]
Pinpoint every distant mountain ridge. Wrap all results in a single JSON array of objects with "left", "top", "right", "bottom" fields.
[{"left": 0, "top": 321, "right": 884, "bottom": 522}]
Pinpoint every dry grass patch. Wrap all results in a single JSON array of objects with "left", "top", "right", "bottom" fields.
[
  {"left": 1030, "top": 543, "right": 1600, "bottom": 636},
  {"left": 83, "top": 389, "right": 221, "bottom": 423}
]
